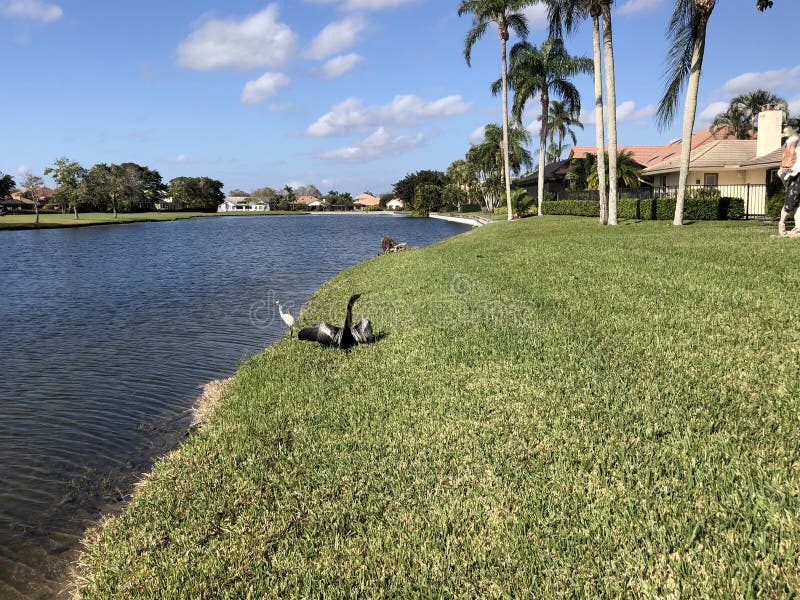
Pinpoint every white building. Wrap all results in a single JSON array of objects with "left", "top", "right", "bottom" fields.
[{"left": 218, "top": 196, "right": 270, "bottom": 212}]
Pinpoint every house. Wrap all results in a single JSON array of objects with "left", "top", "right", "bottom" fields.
[
  {"left": 155, "top": 195, "right": 188, "bottom": 211},
  {"left": 292, "top": 195, "right": 324, "bottom": 209},
  {"left": 353, "top": 193, "right": 381, "bottom": 209},
  {"left": 9, "top": 186, "right": 54, "bottom": 209},
  {"left": 511, "top": 159, "right": 572, "bottom": 196},
  {"left": 641, "top": 108, "right": 784, "bottom": 216},
  {"left": 217, "top": 196, "right": 270, "bottom": 212},
  {"left": 386, "top": 198, "right": 405, "bottom": 210}
]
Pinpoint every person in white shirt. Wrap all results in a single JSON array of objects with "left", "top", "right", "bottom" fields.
[{"left": 778, "top": 118, "right": 800, "bottom": 237}]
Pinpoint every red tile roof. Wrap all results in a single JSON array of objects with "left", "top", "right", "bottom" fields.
[{"left": 354, "top": 193, "right": 380, "bottom": 206}]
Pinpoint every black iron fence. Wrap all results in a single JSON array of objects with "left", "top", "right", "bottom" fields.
[{"left": 555, "top": 184, "right": 770, "bottom": 219}]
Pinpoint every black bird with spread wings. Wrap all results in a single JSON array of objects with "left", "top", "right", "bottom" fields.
[{"left": 298, "top": 293, "right": 374, "bottom": 350}]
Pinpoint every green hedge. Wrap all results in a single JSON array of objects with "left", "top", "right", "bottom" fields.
[{"left": 542, "top": 197, "right": 744, "bottom": 220}]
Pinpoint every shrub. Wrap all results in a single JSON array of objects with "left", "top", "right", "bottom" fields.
[
  {"left": 687, "top": 186, "right": 721, "bottom": 201},
  {"left": 542, "top": 196, "right": 744, "bottom": 221},
  {"left": 767, "top": 186, "right": 786, "bottom": 219}
]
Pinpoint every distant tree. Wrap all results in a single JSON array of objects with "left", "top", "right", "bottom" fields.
[
  {"left": 80, "top": 164, "right": 113, "bottom": 213},
  {"left": 757, "top": 0, "right": 773, "bottom": 9},
  {"left": 168, "top": 176, "right": 224, "bottom": 212},
  {"left": 22, "top": 173, "right": 43, "bottom": 224},
  {"left": 413, "top": 183, "right": 442, "bottom": 217},
  {"left": 296, "top": 184, "right": 322, "bottom": 198},
  {"left": 379, "top": 193, "right": 393, "bottom": 208},
  {"left": 466, "top": 122, "right": 531, "bottom": 212},
  {"left": 251, "top": 186, "right": 278, "bottom": 201},
  {"left": 0, "top": 172, "right": 15, "bottom": 200},
  {"left": 711, "top": 103, "right": 752, "bottom": 139},
  {"left": 447, "top": 159, "right": 472, "bottom": 212},
  {"left": 541, "top": 99, "right": 584, "bottom": 161},
  {"left": 228, "top": 188, "right": 250, "bottom": 197},
  {"left": 567, "top": 150, "right": 642, "bottom": 190},
  {"left": 45, "top": 157, "right": 87, "bottom": 219},
  {"left": 442, "top": 183, "right": 467, "bottom": 212},
  {"left": 324, "top": 190, "right": 353, "bottom": 209},
  {"left": 393, "top": 170, "right": 448, "bottom": 204}
]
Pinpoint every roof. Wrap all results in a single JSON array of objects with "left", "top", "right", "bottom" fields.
[
  {"left": 354, "top": 193, "right": 380, "bottom": 206},
  {"left": 293, "top": 195, "right": 320, "bottom": 205},
  {"left": 568, "top": 127, "right": 741, "bottom": 169},
  {"left": 741, "top": 146, "right": 782, "bottom": 168},
  {"left": 514, "top": 159, "right": 571, "bottom": 184},
  {"left": 642, "top": 140, "right": 759, "bottom": 175}
]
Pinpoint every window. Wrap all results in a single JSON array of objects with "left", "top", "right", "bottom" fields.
[{"left": 704, "top": 173, "right": 719, "bottom": 186}]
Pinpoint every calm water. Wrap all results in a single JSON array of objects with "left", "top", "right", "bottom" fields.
[{"left": 0, "top": 214, "right": 469, "bottom": 599}]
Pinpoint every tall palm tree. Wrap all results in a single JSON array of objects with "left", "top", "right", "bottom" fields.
[
  {"left": 459, "top": 0, "right": 529, "bottom": 222},
  {"left": 541, "top": 99, "right": 584, "bottom": 161},
  {"left": 495, "top": 38, "right": 591, "bottom": 215},
  {"left": 599, "top": 0, "right": 619, "bottom": 225},
  {"left": 656, "top": 0, "right": 716, "bottom": 226},
  {"left": 545, "top": 0, "right": 610, "bottom": 224}
]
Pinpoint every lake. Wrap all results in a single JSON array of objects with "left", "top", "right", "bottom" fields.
[{"left": 0, "top": 214, "right": 470, "bottom": 599}]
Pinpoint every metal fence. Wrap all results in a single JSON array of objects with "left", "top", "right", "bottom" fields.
[{"left": 555, "top": 184, "right": 771, "bottom": 219}]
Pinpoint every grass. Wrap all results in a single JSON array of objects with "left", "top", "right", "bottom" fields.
[
  {"left": 77, "top": 217, "right": 800, "bottom": 598},
  {"left": 0, "top": 211, "right": 301, "bottom": 230}
]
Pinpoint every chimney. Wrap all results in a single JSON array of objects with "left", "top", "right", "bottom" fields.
[{"left": 757, "top": 107, "right": 783, "bottom": 157}]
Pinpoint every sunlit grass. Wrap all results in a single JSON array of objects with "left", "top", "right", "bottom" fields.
[{"left": 78, "top": 217, "right": 800, "bottom": 597}]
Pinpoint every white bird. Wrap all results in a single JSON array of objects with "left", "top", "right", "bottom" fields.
[{"left": 276, "top": 301, "right": 296, "bottom": 338}]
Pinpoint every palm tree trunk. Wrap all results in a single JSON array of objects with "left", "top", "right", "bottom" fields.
[
  {"left": 73, "top": 205, "right": 78, "bottom": 220},
  {"left": 674, "top": 28, "right": 707, "bottom": 226},
  {"left": 592, "top": 12, "right": 608, "bottom": 225},
  {"left": 538, "top": 96, "right": 549, "bottom": 216},
  {"left": 501, "top": 37, "right": 513, "bottom": 222},
  {"left": 34, "top": 203, "right": 39, "bottom": 225},
  {"left": 601, "top": 3, "right": 618, "bottom": 226}
]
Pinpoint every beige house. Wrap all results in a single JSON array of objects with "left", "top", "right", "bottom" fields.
[
  {"left": 642, "top": 109, "right": 784, "bottom": 215},
  {"left": 353, "top": 193, "right": 380, "bottom": 209}
]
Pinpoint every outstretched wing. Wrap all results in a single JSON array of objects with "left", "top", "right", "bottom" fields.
[
  {"left": 298, "top": 322, "right": 340, "bottom": 346},
  {"left": 352, "top": 317, "right": 374, "bottom": 344}
]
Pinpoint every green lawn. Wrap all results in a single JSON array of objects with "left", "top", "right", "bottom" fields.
[
  {"left": 78, "top": 217, "right": 800, "bottom": 597},
  {"left": 0, "top": 211, "right": 299, "bottom": 230}
]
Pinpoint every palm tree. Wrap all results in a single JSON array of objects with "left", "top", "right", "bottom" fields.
[
  {"left": 731, "top": 89, "right": 788, "bottom": 128},
  {"left": 656, "top": 0, "right": 716, "bottom": 226},
  {"left": 710, "top": 103, "right": 751, "bottom": 139},
  {"left": 545, "top": 0, "right": 610, "bottom": 224},
  {"left": 459, "top": 1, "right": 529, "bottom": 222},
  {"left": 468, "top": 122, "right": 533, "bottom": 213},
  {"left": 495, "top": 38, "right": 591, "bottom": 216},
  {"left": 585, "top": 150, "right": 642, "bottom": 189},
  {"left": 541, "top": 100, "right": 584, "bottom": 161},
  {"left": 599, "top": 0, "right": 619, "bottom": 225}
]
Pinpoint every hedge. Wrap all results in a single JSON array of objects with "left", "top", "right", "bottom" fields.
[{"left": 542, "top": 196, "right": 744, "bottom": 220}]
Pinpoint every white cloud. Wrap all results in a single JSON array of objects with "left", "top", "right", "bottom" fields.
[
  {"left": 307, "top": 94, "right": 471, "bottom": 137},
  {"left": 304, "top": 0, "right": 418, "bottom": 10},
  {"left": 177, "top": 5, "right": 297, "bottom": 71},
  {"left": 723, "top": 65, "right": 800, "bottom": 96},
  {"left": 696, "top": 101, "right": 729, "bottom": 128},
  {"left": 616, "top": 0, "right": 662, "bottom": 16},
  {"left": 521, "top": 5, "right": 548, "bottom": 32},
  {"left": 469, "top": 125, "right": 486, "bottom": 144},
  {"left": 16, "top": 165, "right": 28, "bottom": 176},
  {"left": 0, "top": 0, "right": 62, "bottom": 23},
  {"left": 305, "top": 16, "right": 365, "bottom": 61},
  {"left": 320, "top": 127, "right": 425, "bottom": 162},
  {"left": 790, "top": 96, "right": 800, "bottom": 116},
  {"left": 581, "top": 100, "right": 656, "bottom": 125},
  {"left": 240, "top": 72, "right": 291, "bottom": 105},
  {"left": 318, "top": 53, "right": 363, "bottom": 79}
]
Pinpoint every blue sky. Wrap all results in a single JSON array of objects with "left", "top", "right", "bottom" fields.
[{"left": 1, "top": 0, "right": 798, "bottom": 196}]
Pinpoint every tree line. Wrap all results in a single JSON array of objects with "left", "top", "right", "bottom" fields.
[{"left": 4, "top": 157, "right": 224, "bottom": 223}]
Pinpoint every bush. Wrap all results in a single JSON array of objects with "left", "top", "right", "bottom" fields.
[
  {"left": 767, "top": 186, "right": 786, "bottom": 219},
  {"left": 541, "top": 196, "right": 744, "bottom": 221}
]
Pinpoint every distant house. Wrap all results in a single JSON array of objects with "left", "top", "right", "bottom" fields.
[
  {"left": 217, "top": 196, "right": 270, "bottom": 212},
  {"left": 292, "top": 195, "right": 324, "bottom": 210},
  {"left": 511, "top": 159, "right": 572, "bottom": 196},
  {"left": 10, "top": 186, "right": 54, "bottom": 209},
  {"left": 387, "top": 198, "right": 405, "bottom": 210},
  {"left": 155, "top": 196, "right": 188, "bottom": 211},
  {"left": 353, "top": 193, "right": 380, "bottom": 209}
]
